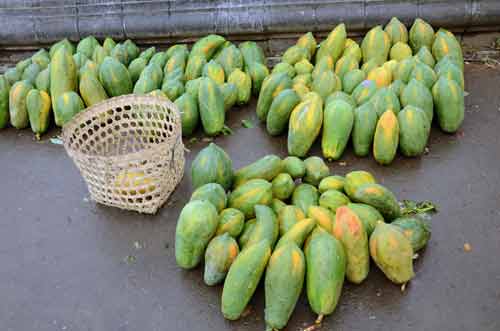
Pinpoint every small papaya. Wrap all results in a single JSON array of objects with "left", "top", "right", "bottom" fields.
[
  {"left": 271, "top": 199, "right": 287, "bottom": 215},
  {"left": 398, "top": 105, "right": 431, "bottom": 157},
  {"left": 271, "top": 173, "right": 295, "bottom": 200},
  {"left": 392, "top": 216, "right": 431, "bottom": 252},
  {"left": 401, "top": 78, "right": 434, "bottom": 123},
  {"left": 335, "top": 55, "right": 359, "bottom": 80},
  {"left": 26, "top": 89, "right": 51, "bottom": 137},
  {"left": 198, "top": 77, "right": 225, "bottom": 136},
  {"left": 294, "top": 59, "right": 314, "bottom": 75},
  {"left": 409, "top": 18, "right": 435, "bottom": 53},
  {"left": 9, "top": 80, "right": 33, "bottom": 129},
  {"left": 307, "top": 205, "right": 335, "bottom": 234},
  {"left": 256, "top": 73, "right": 292, "bottom": 121},
  {"left": 175, "top": 92, "right": 199, "bottom": 137},
  {"left": 409, "top": 62, "right": 437, "bottom": 89},
  {"left": 390, "top": 42, "right": 412, "bottom": 61},
  {"left": 311, "top": 70, "right": 337, "bottom": 99},
  {"left": 102, "top": 38, "right": 116, "bottom": 54},
  {"left": 0, "top": 75, "right": 9, "bottom": 128},
  {"left": 216, "top": 208, "right": 245, "bottom": 238},
  {"left": 228, "top": 179, "right": 273, "bottom": 219},
  {"left": 292, "top": 183, "right": 319, "bottom": 214},
  {"left": 243, "top": 205, "right": 279, "bottom": 249},
  {"left": 283, "top": 156, "right": 305, "bottom": 179},
  {"left": 190, "top": 182, "right": 227, "bottom": 212},
  {"left": 432, "top": 76, "right": 464, "bottom": 133},
  {"left": 322, "top": 99, "right": 354, "bottom": 160},
  {"left": 361, "top": 25, "right": 391, "bottom": 64},
  {"left": 4, "top": 68, "right": 20, "bottom": 86},
  {"left": 282, "top": 45, "right": 310, "bottom": 65},
  {"left": 266, "top": 89, "right": 301, "bottom": 136},
  {"left": 319, "top": 190, "right": 350, "bottom": 213},
  {"left": 373, "top": 110, "right": 400, "bottom": 165},
  {"left": 367, "top": 66, "right": 392, "bottom": 88},
  {"left": 275, "top": 218, "right": 316, "bottom": 250},
  {"left": 215, "top": 44, "right": 244, "bottom": 77},
  {"left": 303, "top": 156, "right": 330, "bottom": 187},
  {"left": 203, "top": 60, "right": 225, "bottom": 85},
  {"left": 185, "top": 78, "right": 202, "bottom": 99},
  {"left": 234, "top": 154, "right": 283, "bottom": 186},
  {"left": 352, "top": 102, "right": 378, "bottom": 157},
  {"left": 99, "top": 56, "right": 132, "bottom": 97},
  {"left": 204, "top": 233, "right": 239, "bottom": 286},
  {"left": 352, "top": 79, "right": 377, "bottom": 105},
  {"left": 184, "top": 54, "right": 207, "bottom": 81},
  {"left": 191, "top": 142, "right": 233, "bottom": 190},
  {"left": 54, "top": 91, "right": 84, "bottom": 126},
  {"left": 325, "top": 91, "right": 356, "bottom": 109},
  {"left": 315, "top": 23, "right": 346, "bottom": 63},
  {"left": 246, "top": 62, "right": 269, "bottom": 95},
  {"left": 343, "top": 41, "right": 362, "bottom": 63},
  {"left": 219, "top": 82, "right": 238, "bottom": 111},
  {"left": 371, "top": 87, "right": 401, "bottom": 117},
  {"left": 415, "top": 46, "right": 436, "bottom": 68},
  {"left": 384, "top": 17, "right": 409, "bottom": 45},
  {"left": 318, "top": 176, "right": 345, "bottom": 193},
  {"left": 227, "top": 69, "right": 251, "bottom": 105},
  {"left": 296, "top": 32, "right": 317, "bottom": 58},
  {"left": 238, "top": 218, "right": 256, "bottom": 248},
  {"left": 352, "top": 183, "right": 401, "bottom": 220},
  {"left": 311, "top": 55, "right": 334, "bottom": 79},
  {"left": 79, "top": 71, "right": 108, "bottom": 107},
  {"left": 272, "top": 62, "right": 296, "bottom": 79},
  {"left": 278, "top": 205, "right": 306, "bottom": 236},
  {"left": 342, "top": 69, "right": 366, "bottom": 95},
  {"left": 344, "top": 171, "right": 376, "bottom": 199}
]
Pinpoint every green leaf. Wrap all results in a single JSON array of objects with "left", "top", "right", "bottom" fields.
[
  {"left": 222, "top": 125, "right": 233, "bottom": 135},
  {"left": 401, "top": 199, "right": 438, "bottom": 215},
  {"left": 241, "top": 119, "right": 254, "bottom": 128}
]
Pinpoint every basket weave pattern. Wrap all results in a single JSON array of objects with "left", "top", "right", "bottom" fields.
[{"left": 62, "top": 95, "right": 185, "bottom": 214}]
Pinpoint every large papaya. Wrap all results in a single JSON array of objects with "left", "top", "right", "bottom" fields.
[
  {"left": 398, "top": 105, "right": 431, "bottom": 157},
  {"left": 217, "top": 208, "right": 245, "bottom": 237},
  {"left": 266, "top": 89, "right": 301, "bottom": 136},
  {"left": 175, "top": 200, "right": 218, "bottom": 269},
  {"left": 297, "top": 32, "right": 317, "bottom": 58},
  {"left": 198, "top": 77, "right": 225, "bottom": 136},
  {"left": 369, "top": 222, "right": 414, "bottom": 284},
  {"left": 315, "top": 23, "right": 346, "bottom": 63},
  {"left": 401, "top": 78, "right": 434, "bottom": 123},
  {"left": 346, "top": 203, "right": 384, "bottom": 236},
  {"left": 352, "top": 79, "right": 377, "bottom": 105},
  {"left": 190, "top": 182, "right": 227, "bottom": 212},
  {"left": 361, "top": 25, "right": 391, "bottom": 63},
  {"left": 352, "top": 102, "right": 378, "bottom": 157},
  {"left": 204, "top": 233, "right": 239, "bottom": 286},
  {"left": 333, "top": 206, "right": 369, "bottom": 284},
  {"left": 311, "top": 70, "right": 337, "bottom": 99},
  {"left": 292, "top": 183, "right": 319, "bottom": 214},
  {"left": 243, "top": 205, "right": 279, "bottom": 249},
  {"left": 191, "top": 34, "right": 226, "bottom": 60},
  {"left": 432, "top": 29, "right": 463, "bottom": 70},
  {"left": 432, "top": 76, "right": 464, "bottom": 133},
  {"left": 265, "top": 242, "right": 305, "bottom": 331},
  {"left": 174, "top": 92, "right": 199, "bottom": 136},
  {"left": 233, "top": 154, "right": 283, "bottom": 186},
  {"left": 288, "top": 92, "right": 323, "bottom": 157},
  {"left": 191, "top": 142, "right": 233, "bottom": 190},
  {"left": 54, "top": 91, "right": 84, "bottom": 126},
  {"left": 256, "top": 73, "right": 292, "bottom": 121},
  {"left": 384, "top": 17, "right": 409, "bottom": 45},
  {"left": 322, "top": 99, "right": 354, "bottom": 160},
  {"left": 278, "top": 205, "right": 305, "bottom": 236},
  {"left": 228, "top": 179, "right": 273, "bottom": 219},
  {"left": 50, "top": 47, "right": 77, "bottom": 126},
  {"left": 26, "top": 89, "right": 51, "bottom": 136},
  {"left": 79, "top": 71, "right": 108, "bottom": 107},
  {"left": 373, "top": 110, "right": 400, "bottom": 165},
  {"left": 307, "top": 206, "right": 335, "bottom": 233},
  {"left": 271, "top": 173, "right": 295, "bottom": 200},
  {"left": 239, "top": 41, "right": 266, "bottom": 66},
  {"left": 221, "top": 240, "right": 271, "bottom": 320},
  {"left": 303, "top": 156, "right": 330, "bottom": 187},
  {"left": 9, "top": 80, "right": 34, "bottom": 129},
  {"left": 0, "top": 75, "right": 9, "bottom": 128},
  {"left": 98, "top": 56, "right": 132, "bottom": 97},
  {"left": 305, "top": 230, "right": 346, "bottom": 323},
  {"left": 342, "top": 69, "right": 366, "bottom": 94},
  {"left": 319, "top": 190, "right": 350, "bottom": 213},
  {"left": 352, "top": 183, "right": 401, "bottom": 220},
  {"left": 344, "top": 170, "right": 376, "bottom": 199},
  {"left": 409, "top": 18, "right": 435, "bottom": 53},
  {"left": 392, "top": 216, "right": 431, "bottom": 252}
]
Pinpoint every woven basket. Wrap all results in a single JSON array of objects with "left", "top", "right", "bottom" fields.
[{"left": 62, "top": 94, "right": 185, "bottom": 214}]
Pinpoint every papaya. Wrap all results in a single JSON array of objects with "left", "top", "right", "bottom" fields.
[
  {"left": 432, "top": 29, "right": 463, "bottom": 70},
  {"left": 373, "top": 110, "right": 400, "bottom": 165},
  {"left": 305, "top": 230, "right": 346, "bottom": 322},
  {"left": 322, "top": 99, "right": 354, "bottom": 160},
  {"left": 161, "top": 79, "right": 184, "bottom": 101},
  {"left": 16, "top": 58, "right": 32, "bottom": 74},
  {"left": 432, "top": 76, "right": 464, "bottom": 133},
  {"left": 352, "top": 183, "right": 401, "bottom": 220},
  {"left": 102, "top": 38, "right": 116, "bottom": 54},
  {"left": 361, "top": 25, "right": 391, "bottom": 63},
  {"left": 409, "top": 62, "right": 437, "bottom": 89},
  {"left": 352, "top": 102, "right": 378, "bottom": 157},
  {"left": 361, "top": 58, "right": 381, "bottom": 76},
  {"left": 293, "top": 83, "right": 310, "bottom": 99},
  {"left": 344, "top": 170, "right": 376, "bottom": 199},
  {"left": 293, "top": 73, "right": 312, "bottom": 87},
  {"left": 294, "top": 59, "right": 314, "bottom": 75},
  {"left": 50, "top": 47, "right": 78, "bottom": 126},
  {"left": 146, "top": 52, "right": 167, "bottom": 70},
  {"left": 272, "top": 62, "right": 296, "bottom": 79},
  {"left": 266, "top": 89, "right": 301, "bottom": 136},
  {"left": 435, "top": 61, "right": 464, "bottom": 89},
  {"left": 239, "top": 41, "right": 266, "bottom": 66},
  {"left": 346, "top": 203, "right": 384, "bottom": 236},
  {"left": 79, "top": 71, "right": 108, "bottom": 107},
  {"left": 184, "top": 54, "right": 207, "bottom": 81},
  {"left": 384, "top": 17, "right": 409, "bottom": 45},
  {"left": 312, "top": 55, "right": 334, "bottom": 79},
  {"left": 246, "top": 62, "right": 269, "bottom": 95},
  {"left": 271, "top": 199, "right": 287, "bottom": 215},
  {"left": 221, "top": 240, "right": 271, "bottom": 320},
  {"left": 297, "top": 32, "right": 317, "bottom": 58},
  {"left": 110, "top": 43, "right": 129, "bottom": 66},
  {"left": 9, "top": 80, "right": 34, "bottom": 129},
  {"left": 283, "top": 156, "right": 305, "bottom": 179},
  {"left": 228, "top": 179, "right": 273, "bottom": 219},
  {"left": 191, "top": 34, "right": 226, "bottom": 60},
  {"left": 383, "top": 60, "right": 399, "bottom": 75},
  {"left": 398, "top": 105, "right": 431, "bottom": 157},
  {"left": 227, "top": 69, "right": 251, "bottom": 105},
  {"left": 288, "top": 92, "right": 323, "bottom": 157},
  {"left": 148, "top": 89, "right": 167, "bottom": 99},
  {"left": 204, "top": 233, "right": 240, "bottom": 286},
  {"left": 76, "top": 36, "right": 99, "bottom": 59},
  {"left": 401, "top": 78, "right": 434, "bottom": 123},
  {"left": 165, "top": 44, "right": 189, "bottom": 60},
  {"left": 278, "top": 205, "right": 305, "bottom": 236},
  {"left": 393, "top": 57, "right": 416, "bottom": 83},
  {"left": 50, "top": 38, "right": 75, "bottom": 57},
  {"left": 265, "top": 242, "right": 305, "bottom": 331},
  {"left": 390, "top": 42, "right": 412, "bottom": 61},
  {"left": 371, "top": 87, "right": 401, "bottom": 117},
  {"left": 325, "top": 91, "right": 356, "bottom": 108},
  {"left": 174, "top": 92, "right": 199, "bottom": 136},
  {"left": 335, "top": 55, "right": 359, "bottom": 80},
  {"left": 215, "top": 44, "right": 243, "bottom": 77},
  {"left": 190, "top": 182, "right": 227, "bottom": 212},
  {"left": 33, "top": 68, "right": 49, "bottom": 93},
  {"left": 343, "top": 41, "right": 362, "bottom": 63},
  {"left": 4, "top": 68, "right": 21, "bottom": 85},
  {"left": 138, "top": 46, "right": 155, "bottom": 62},
  {"left": 275, "top": 218, "right": 315, "bottom": 250},
  {"left": 367, "top": 66, "right": 392, "bottom": 88},
  {"left": 307, "top": 206, "right": 335, "bottom": 234},
  {"left": 303, "top": 156, "right": 330, "bottom": 187},
  {"left": 256, "top": 73, "right": 292, "bottom": 121},
  {"left": 282, "top": 45, "right": 310, "bottom": 65},
  {"left": 21, "top": 63, "right": 41, "bottom": 85},
  {"left": 234, "top": 154, "right": 283, "bottom": 186},
  {"left": 333, "top": 206, "right": 370, "bottom": 284},
  {"left": 165, "top": 66, "right": 185, "bottom": 83},
  {"left": 244, "top": 205, "right": 279, "bottom": 249},
  {"left": 352, "top": 79, "right": 377, "bottom": 105},
  {"left": 315, "top": 23, "right": 346, "bottom": 63},
  {"left": 164, "top": 52, "right": 187, "bottom": 75},
  {"left": 31, "top": 49, "right": 50, "bottom": 69},
  {"left": 80, "top": 60, "right": 99, "bottom": 78},
  {"left": 185, "top": 78, "right": 202, "bottom": 99},
  {"left": 409, "top": 18, "right": 435, "bottom": 53},
  {"left": 342, "top": 69, "right": 366, "bottom": 94},
  {"left": 238, "top": 218, "right": 256, "bottom": 248},
  {"left": 123, "top": 39, "right": 140, "bottom": 61},
  {"left": 198, "top": 77, "right": 224, "bottom": 136},
  {"left": 216, "top": 82, "right": 237, "bottom": 112},
  {"left": 388, "top": 79, "right": 406, "bottom": 97},
  {"left": 26, "top": 89, "right": 51, "bottom": 136},
  {"left": 415, "top": 46, "right": 435, "bottom": 68},
  {"left": 91, "top": 45, "right": 107, "bottom": 66},
  {"left": 0, "top": 75, "right": 9, "bottom": 128},
  {"left": 369, "top": 222, "right": 414, "bottom": 284},
  {"left": 311, "top": 70, "right": 337, "bottom": 99},
  {"left": 191, "top": 143, "right": 232, "bottom": 190},
  {"left": 54, "top": 91, "right": 85, "bottom": 126},
  {"left": 73, "top": 53, "right": 89, "bottom": 71},
  {"left": 175, "top": 200, "right": 218, "bottom": 269},
  {"left": 319, "top": 189, "right": 350, "bottom": 213},
  {"left": 271, "top": 173, "right": 295, "bottom": 200},
  {"left": 318, "top": 176, "right": 345, "bottom": 193},
  {"left": 292, "top": 183, "right": 319, "bottom": 214},
  {"left": 98, "top": 56, "right": 132, "bottom": 97},
  {"left": 333, "top": 74, "right": 342, "bottom": 92},
  {"left": 392, "top": 216, "right": 431, "bottom": 252}
]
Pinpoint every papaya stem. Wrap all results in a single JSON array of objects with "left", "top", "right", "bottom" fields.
[
  {"left": 302, "top": 314, "right": 324, "bottom": 331},
  {"left": 315, "top": 314, "right": 324, "bottom": 325}
]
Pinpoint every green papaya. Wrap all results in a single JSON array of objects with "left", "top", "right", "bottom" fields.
[
  {"left": 432, "top": 29, "right": 463, "bottom": 70},
  {"left": 271, "top": 173, "right": 295, "bottom": 200},
  {"left": 335, "top": 55, "right": 359, "bottom": 80},
  {"left": 79, "top": 71, "right": 108, "bottom": 107},
  {"left": 312, "top": 56, "right": 333, "bottom": 79},
  {"left": 35, "top": 68, "right": 50, "bottom": 92},
  {"left": 373, "top": 110, "right": 400, "bottom": 165},
  {"left": 397, "top": 105, "right": 430, "bottom": 156},
  {"left": 9, "top": 80, "right": 34, "bottom": 129},
  {"left": 307, "top": 205, "right": 335, "bottom": 233},
  {"left": 243, "top": 204, "right": 279, "bottom": 249},
  {"left": 174, "top": 92, "right": 199, "bottom": 136},
  {"left": 393, "top": 57, "right": 416, "bottom": 83},
  {"left": 282, "top": 45, "right": 310, "bottom": 65},
  {"left": 384, "top": 17, "right": 409, "bottom": 45},
  {"left": 98, "top": 56, "right": 132, "bottom": 97},
  {"left": 221, "top": 240, "right": 271, "bottom": 320},
  {"left": 343, "top": 41, "right": 362, "bottom": 63},
  {"left": 102, "top": 38, "right": 116, "bottom": 54},
  {"left": 4, "top": 68, "right": 21, "bottom": 85},
  {"left": 246, "top": 62, "right": 269, "bottom": 95},
  {"left": 256, "top": 73, "right": 293, "bottom": 122},
  {"left": 234, "top": 154, "right": 283, "bottom": 186},
  {"left": 388, "top": 79, "right": 406, "bottom": 97},
  {"left": 432, "top": 76, "right": 464, "bottom": 133},
  {"left": 283, "top": 156, "right": 305, "bottom": 179},
  {"left": 351, "top": 102, "right": 378, "bottom": 157},
  {"left": 371, "top": 87, "right": 401, "bottom": 117},
  {"left": 50, "top": 47, "right": 77, "bottom": 126},
  {"left": 239, "top": 41, "right": 266, "bottom": 66},
  {"left": 164, "top": 52, "right": 187, "bottom": 75},
  {"left": 76, "top": 36, "right": 99, "bottom": 59},
  {"left": 92, "top": 45, "right": 108, "bottom": 66},
  {"left": 80, "top": 60, "right": 99, "bottom": 78},
  {"left": 228, "top": 179, "right": 273, "bottom": 219},
  {"left": 322, "top": 99, "right": 354, "bottom": 160},
  {"left": 292, "top": 183, "right": 319, "bottom": 214},
  {"left": 161, "top": 79, "right": 184, "bottom": 101},
  {"left": 344, "top": 170, "right": 376, "bottom": 199},
  {"left": 31, "top": 49, "right": 50, "bottom": 69},
  {"left": 175, "top": 200, "right": 218, "bottom": 269},
  {"left": 191, "top": 34, "right": 226, "bottom": 60},
  {"left": 361, "top": 25, "right": 391, "bottom": 63},
  {"left": 148, "top": 89, "right": 167, "bottom": 99},
  {"left": 134, "top": 63, "right": 163, "bottom": 94},
  {"left": 370, "top": 222, "right": 414, "bottom": 284},
  {"left": 191, "top": 143, "right": 233, "bottom": 190},
  {"left": 293, "top": 73, "right": 312, "bottom": 87},
  {"left": 303, "top": 156, "right": 330, "bottom": 187},
  {"left": 238, "top": 218, "right": 256, "bottom": 248},
  {"left": 185, "top": 55, "right": 207, "bottom": 81},
  {"left": 409, "top": 18, "right": 435, "bottom": 53},
  {"left": 16, "top": 58, "right": 32, "bottom": 74},
  {"left": 436, "top": 61, "right": 464, "bottom": 89},
  {"left": 297, "top": 32, "right": 317, "bottom": 58},
  {"left": 415, "top": 46, "right": 435, "bottom": 68},
  {"left": 54, "top": 91, "right": 85, "bottom": 126},
  {"left": 21, "top": 63, "right": 41, "bottom": 85},
  {"left": 124, "top": 39, "right": 140, "bottom": 61},
  {"left": 265, "top": 243, "right": 305, "bottom": 331},
  {"left": 216, "top": 208, "right": 245, "bottom": 237},
  {"left": 190, "top": 182, "right": 227, "bottom": 212},
  {"left": 401, "top": 78, "right": 434, "bottom": 123},
  {"left": 149, "top": 51, "right": 168, "bottom": 69},
  {"left": 73, "top": 53, "right": 89, "bottom": 70},
  {"left": 198, "top": 77, "right": 224, "bottom": 135},
  {"left": 278, "top": 205, "right": 305, "bottom": 236},
  {"left": 352, "top": 183, "right": 401, "bottom": 220},
  {"left": 325, "top": 91, "right": 356, "bottom": 108},
  {"left": 0, "top": 75, "right": 9, "bottom": 128},
  {"left": 392, "top": 216, "right": 431, "bottom": 252},
  {"left": 346, "top": 203, "right": 384, "bottom": 236},
  {"left": 165, "top": 44, "right": 189, "bottom": 60},
  {"left": 315, "top": 23, "right": 346, "bottom": 63},
  {"left": 26, "top": 89, "right": 51, "bottom": 136},
  {"left": 266, "top": 89, "right": 300, "bottom": 136},
  {"left": 272, "top": 62, "right": 296, "bottom": 79},
  {"left": 389, "top": 42, "right": 412, "bottom": 61},
  {"left": 276, "top": 218, "right": 316, "bottom": 250},
  {"left": 352, "top": 79, "right": 377, "bottom": 105},
  {"left": 288, "top": 92, "right": 323, "bottom": 157},
  {"left": 311, "top": 70, "right": 337, "bottom": 99},
  {"left": 342, "top": 69, "right": 366, "bottom": 94},
  {"left": 110, "top": 43, "right": 129, "bottom": 66},
  {"left": 50, "top": 38, "right": 75, "bottom": 57},
  {"left": 409, "top": 62, "right": 437, "bottom": 89},
  {"left": 319, "top": 190, "right": 350, "bottom": 213},
  {"left": 294, "top": 59, "right": 314, "bottom": 75},
  {"left": 138, "top": 46, "right": 155, "bottom": 62},
  {"left": 318, "top": 176, "right": 345, "bottom": 193},
  {"left": 204, "top": 233, "right": 239, "bottom": 286},
  {"left": 215, "top": 44, "right": 243, "bottom": 77},
  {"left": 227, "top": 69, "right": 251, "bottom": 105},
  {"left": 271, "top": 199, "right": 287, "bottom": 215}
]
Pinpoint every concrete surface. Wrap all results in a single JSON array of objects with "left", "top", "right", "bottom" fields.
[{"left": 1, "top": 63, "right": 500, "bottom": 331}]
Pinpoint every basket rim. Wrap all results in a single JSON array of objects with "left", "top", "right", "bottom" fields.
[{"left": 61, "top": 94, "right": 183, "bottom": 163}]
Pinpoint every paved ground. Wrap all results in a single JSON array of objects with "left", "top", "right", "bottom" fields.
[{"left": 1, "top": 63, "right": 500, "bottom": 331}]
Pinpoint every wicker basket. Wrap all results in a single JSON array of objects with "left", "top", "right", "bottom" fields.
[{"left": 62, "top": 94, "right": 185, "bottom": 214}]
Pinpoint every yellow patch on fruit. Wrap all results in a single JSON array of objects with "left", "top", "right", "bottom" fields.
[
  {"left": 367, "top": 67, "right": 392, "bottom": 87},
  {"left": 291, "top": 250, "right": 303, "bottom": 271},
  {"left": 115, "top": 171, "right": 156, "bottom": 195}
]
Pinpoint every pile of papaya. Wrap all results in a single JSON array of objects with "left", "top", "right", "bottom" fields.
[
  {"left": 176, "top": 143, "right": 434, "bottom": 330},
  {"left": 257, "top": 17, "right": 465, "bottom": 165},
  {"left": 0, "top": 35, "right": 269, "bottom": 138}
]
